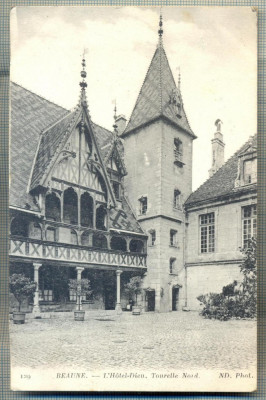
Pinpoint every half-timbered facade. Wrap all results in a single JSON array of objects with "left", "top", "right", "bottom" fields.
[{"left": 10, "top": 62, "right": 147, "bottom": 314}]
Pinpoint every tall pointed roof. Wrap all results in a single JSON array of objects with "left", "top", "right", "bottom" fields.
[{"left": 122, "top": 19, "right": 195, "bottom": 138}]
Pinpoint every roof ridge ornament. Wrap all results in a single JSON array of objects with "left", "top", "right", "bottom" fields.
[
  {"left": 79, "top": 56, "right": 88, "bottom": 106},
  {"left": 113, "top": 101, "right": 119, "bottom": 140},
  {"left": 158, "top": 11, "right": 163, "bottom": 46}
]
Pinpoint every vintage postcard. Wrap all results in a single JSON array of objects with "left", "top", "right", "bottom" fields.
[{"left": 9, "top": 6, "right": 257, "bottom": 392}]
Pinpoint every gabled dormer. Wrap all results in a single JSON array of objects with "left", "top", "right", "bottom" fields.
[
  {"left": 28, "top": 58, "right": 117, "bottom": 228},
  {"left": 235, "top": 135, "right": 257, "bottom": 188}
]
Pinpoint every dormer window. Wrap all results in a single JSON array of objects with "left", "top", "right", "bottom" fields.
[
  {"left": 235, "top": 140, "right": 257, "bottom": 188},
  {"left": 243, "top": 158, "right": 257, "bottom": 184},
  {"left": 174, "top": 138, "right": 184, "bottom": 167}
]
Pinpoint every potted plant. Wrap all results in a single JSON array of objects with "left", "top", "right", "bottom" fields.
[
  {"left": 68, "top": 278, "right": 91, "bottom": 321},
  {"left": 124, "top": 276, "right": 143, "bottom": 315},
  {"left": 9, "top": 273, "right": 37, "bottom": 324}
]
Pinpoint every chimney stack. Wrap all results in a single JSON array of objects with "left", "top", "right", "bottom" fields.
[
  {"left": 208, "top": 119, "right": 225, "bottom": 177},
  {"left": 115, "top": 115, "right": 127, "bottom": 135}
]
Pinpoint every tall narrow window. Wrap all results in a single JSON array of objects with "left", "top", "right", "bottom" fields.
[
  {"left": 170, "top": 229, "right": 177, "bottom": 247},
  {"left": 139, "top": 196, "right": 147, "bottom": 215},
  {"left": 149, "top": 230, "right": 156, "bottom": 246},
  {"left": 174, "top": 138, "right": 183, "bottom": 166},
  {"left": 173, "top": 189, "right": 181, "bottom": 209},
  {"left": 200, "top": 213, "right": 215, "bottom": 253},
  {"left": 242, "top": 205, "right": 257, "bottom": 247},
  {"left": 169, "top": 258, "right": 176, "bottom": 274}
]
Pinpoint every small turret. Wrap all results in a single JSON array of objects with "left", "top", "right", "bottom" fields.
[{"left": 209, "top": 119, "right": 225, "bottom": 177}]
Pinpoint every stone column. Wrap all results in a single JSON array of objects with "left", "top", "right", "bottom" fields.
[
  {"left": 76, "top": 267, "right": 84, "bottom": 310},
  {"left": 32, "top": 263, "right": 42, "bottom": 317},
  {"left": 115, "top": 269, "right": 123, "bottom": 313}
]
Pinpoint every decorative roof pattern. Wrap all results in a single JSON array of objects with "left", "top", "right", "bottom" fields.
[
  {"left": 185, "top": 135, "right": 257, "bottom": 207},
  {"left": 10, "top": 83, "right": 143, "bottom": 235},
  {"left": 122, "top": 45, "right": 195, "bottom": 137},
  {"left": 10, "top": 82, "right": 69, "bottom": 211}
]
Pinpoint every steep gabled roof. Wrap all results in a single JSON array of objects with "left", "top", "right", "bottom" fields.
[
  {"left": 185, "top": 135, "right": 257, "bottom": 208},
  {"left": 10, "top": 82, "right": 69, "bottom": 211},
  {"left": 10, "top": 83, "right": 113, "bottom": 209},
  {"left": 122, "top": 44, "right": 195, "bottom": 138}
]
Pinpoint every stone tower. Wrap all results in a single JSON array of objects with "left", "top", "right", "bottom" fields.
[
  {"left": 208, "top": 119, "right": 225, "bottom": 177},
  {"left": 121, "top": 15, "right": 196, "bottom": 312}
]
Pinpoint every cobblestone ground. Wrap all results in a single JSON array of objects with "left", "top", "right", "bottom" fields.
[{"left": 10, "top": 311, "right": 256, "bottom": 371}]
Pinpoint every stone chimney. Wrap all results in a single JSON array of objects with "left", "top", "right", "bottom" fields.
[
  {"left": 115, "top": 115, "right": 127, "bottom": 135},
  {"left": 208, "top": 119, "right": 225, "bottom": 177}
]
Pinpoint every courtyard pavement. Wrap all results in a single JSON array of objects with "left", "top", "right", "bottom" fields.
[{"left": 10, "top": 311, "right": 256, "bottom": 371}]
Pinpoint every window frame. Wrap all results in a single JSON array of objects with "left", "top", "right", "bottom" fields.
[
  {"left": 139, "top": 196, "right": 148, "bottom": 215},
  {"left": 169, "top": 229, "right": 177, "bottom": 247},
  {"left": 199, "top": 212, "right": 215, "bottom": 253},
  {"left": 169, "top": 257, "right": 176, "bottom": 274},
  {"left": 242, "top": 204, "right": 257, "bottom": 248}
]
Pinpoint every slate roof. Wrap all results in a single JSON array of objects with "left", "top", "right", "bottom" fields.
[
  {"left": 122, "top": 44, "right": 195, "bottom": 138},
  {"left": 185, "top": 135, "right": 257, "bottom": 208},
  {"left": 10, "top": 82, "right": 69, "bottom": 211},
  {"left": 10, "top": 83, "right": 143, "bottom": 234}
]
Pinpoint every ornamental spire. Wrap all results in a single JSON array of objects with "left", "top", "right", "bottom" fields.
[
  {"left": 178, "top": 67, "right": 181, "bottom": 89},
  {"left": 113, "top": 101, "right": 118, "bottom": 138},
  {"left": 158, "top": 11, "right": 163, "bottom": 46},
  {"left": 79, "top": 56, "right": 88, "bottom": 106}
]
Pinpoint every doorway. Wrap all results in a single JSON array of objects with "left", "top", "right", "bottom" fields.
[
  {"left": 172, "top": 287, "right": 179, "bottom": 311},
  {"left": 146, "top": 290, "right": 155, "bottom": 312}
]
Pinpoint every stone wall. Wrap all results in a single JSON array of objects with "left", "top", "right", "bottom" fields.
[{"left": 185, "top": 195, "right": 257, "bottom": 310}]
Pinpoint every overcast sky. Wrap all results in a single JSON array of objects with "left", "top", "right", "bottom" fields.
[{"left": 11, "top": 6, "right": 257, "bottom": 190}]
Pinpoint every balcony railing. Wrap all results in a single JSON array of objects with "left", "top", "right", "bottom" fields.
[{"left": 9, "top": 236, "right": 147, "bottom": 269}]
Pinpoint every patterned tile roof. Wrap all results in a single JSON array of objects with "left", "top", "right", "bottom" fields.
[
  {"left": 10, "top": 83, "right": 143, "bottom": 235},
  {"left": 185, "top": 135, "right": 257, "bottom": 208},
  {"left": 122, "top": 44, "right": 195, "bottom": 138},
  {"left": 10, "top": 82, "right": 69, "bottom": 211}
]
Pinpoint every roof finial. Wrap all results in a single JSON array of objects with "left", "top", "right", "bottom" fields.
[
  {"left": 178, "top": 66, "right": 181, "bottom": 89},
  {"left": 158, "top": 10, "right": 163, "bottom": 45},
  {"left": 113, "top": 100, "right": 118, "bottom": 137},
  {"left": 79, "top": 55, "right": 88, "bottom": 105}
]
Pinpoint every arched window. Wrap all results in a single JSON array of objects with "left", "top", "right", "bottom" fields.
[
  {"left": 63, "top": 188, "right": 78, "bottom": 224},
  {"left": 71, "top": 230, "right": 78, "bottom": 245},
  {"left": 45, "top": 192, "right": 61, "bottom": 221},
  {"left": 96, "top": 205, "right": 107, "bottom": 231},
  {"left": 129, "top": 239, "right": 144, "bottom": 253},
  {"left": 80, "top": 192, "right": 93, "bottom": 227},
  {"left": 92, "top": 233, "right": 108, "bottom": 249},
  {"left": 10, "top": 216, "right": 29, "bottom": 237},
  {"left": 110, "top": 236, "right": 127, "bottom": 252}
]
